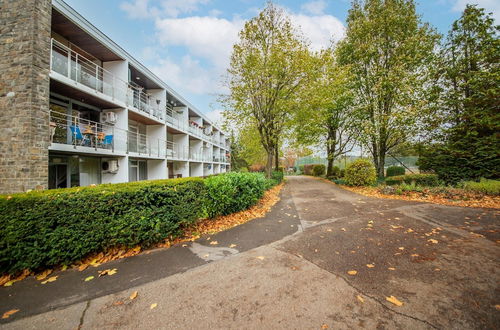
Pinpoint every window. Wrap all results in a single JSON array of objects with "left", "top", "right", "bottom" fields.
[{"left": 129, "top": 159, "right": 147, "bottom": 182}]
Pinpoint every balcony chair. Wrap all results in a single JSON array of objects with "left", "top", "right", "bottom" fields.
[
  {"left": 101, "top": 135, "right": 113, "bottom": 149},
  {"left": 70, "top": 125, "right": 89, "bottom": 146}
]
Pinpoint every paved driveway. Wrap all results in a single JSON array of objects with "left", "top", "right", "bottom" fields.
[{"left": 2, "top": 176, "right": 499, "bottom": 329}]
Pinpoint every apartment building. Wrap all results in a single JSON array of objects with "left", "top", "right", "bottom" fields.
[{"left": 0, "top": 0, "right": 230, "bottom": 194}]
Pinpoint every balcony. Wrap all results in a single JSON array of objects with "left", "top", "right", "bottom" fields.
[
  {"left": 50, "top": 39, "right": 165, "bottom": 122},
  {"left": 166, "top": 141, "right": 189, "bottom": 160},
  {"left": 49, "top": 110, "right": 167, "bottom": 158}
]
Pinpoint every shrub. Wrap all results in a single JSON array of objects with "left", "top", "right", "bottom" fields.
[
  {"left": 344, "top": 159, "right": 377, "bottom": 186},
  {"left": 298, "top": 165, "right": 304, "bottom": 173},
  {"left": 303, "top": 164, "right": 314, "bottom": 175},
  {"left": 339, "top": 168, "right": 346, "bottom": 178},
  {"left": 0, "top": 178, "right": 206, "bottom": 274},
  {"left": 386, "top": 166, "right": 405, "bottom": 177},
  {"left": 327, "top": 166, "right": 341, "bottom": 180},
  {"left": 312, "top": 164, "right": 326, "bottom": 177},
  {"left": 460, "top": 178, "right": 500, "bottom": 195},
  {"left": 271, "top": 171, "right": 284, "bottom": 183},
  {"left": 239, "top": 167, "right": 249, "bottom": 173},
  {"left": 385, "top": 174, "right": 439, "bottom": 187},
  {"left": 249, "top": 164, "right": 265, "bottom": 172},
  {"left": 204, "top": 172, "right": 267, "bottom": 218}
]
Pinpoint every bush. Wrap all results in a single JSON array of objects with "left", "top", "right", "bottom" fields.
[
  {"left": 298, "top": 165, "right": 304, "bottom": 173},
  {"left": 339, "top": 169, "right": 346, "bottom": 178},
  {"left": 344, "top": 159, "right": 377, "bottom": 186},
  {"left": 271, "top": 171, "right": 284, "bottom": 183},
  {"left": 239, "top": 167, "right": 249, "bottom": 173},
  {"left": 303, "top": 164, "right": 314, "bottom": 175},
  {"left": 460, "top": 178, "right": 500, "bottom": 195},
  {"left": 386, "top": 166, "right": 405, "bottom": 177},
  {"left": 249, "top": 164, "right": 265, "bottom": 172},
  {"left": 312, "top": 164, "right": 326, "bottom": 177},
  {"left": 204, "top": 172, "right": 267, "bottom": 218},
  {"left": 0, "top": 178, "right": 206, "bottom": 274},
  {"left": 385, "top": 174, "right": 440, "bottom": 187},
  {"left": 327, "top": 166, "right": 341, "bottom": 180}
]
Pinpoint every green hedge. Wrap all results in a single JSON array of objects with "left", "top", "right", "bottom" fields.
[
  {"left": 385, "top": 174, "right": 439, "bottom": 186},
  {"left": 0, "top": 178, "right": 206, "bottom": 274},
  {"left": 271, "top": 171, "right": 284, "bottom": 183},
  {"left": 345, "top": 159, "right": 377, "bottom": 186},
  {"left": 312, "top": 164, "right": 326, "bottom": 177},
  {"left": 204, "top": 172, "right": 268, "bottom": 218},
  {"left": 386, "top": 166, "right": 405, "bottom": 177},
  {"left": 460, "top": 178, "right": 500, "bottom": 195}
]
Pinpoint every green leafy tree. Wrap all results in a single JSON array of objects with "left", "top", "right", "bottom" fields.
[
  {"left": 418, "top": 5, "right": 500, "bottom": 183},
  {"left": 337, "top": 0, "right": 440, "bottom": 178},
  {"left": 222, "top": 2, "right": 312, "bottom": 178},
  {"left": 294, "top": 49, "right": 359, "bottom": 177}
]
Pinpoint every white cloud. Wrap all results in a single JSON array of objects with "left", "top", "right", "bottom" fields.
[
  {"left": 205, "top": 108, "right": 223, "bottom": 125},
  {"left": 301, "top": 0, "right": 327, "bottom": 15},
  {"left": 150, "top": 55, "right": 223, "bottom": 95},
  {"left": 290, "top": 14, "right": 345, "bottom": 50},
  {"left": 451, "top": 0, "right": 499, "bottom": 21},
  {"left": 120, "top": 0, "right": 209, "bottom": 19},
  {"left": 155, "top": 16, "right": 244, "bottom": 69}
]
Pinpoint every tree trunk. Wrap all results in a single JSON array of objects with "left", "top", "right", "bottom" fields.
[
  {"left": 376, "top": 149, "right": 386, "bottom": 179},
  {"left": 274, "top": 144, "right": 279, "bottom": 171},
  {"left": 266, "top": 151, "right": 273, "bottom": 178}
]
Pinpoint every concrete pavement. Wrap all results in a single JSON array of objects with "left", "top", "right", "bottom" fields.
[{"left": 1, "top": 176, "right": 499, "bottom": 329}]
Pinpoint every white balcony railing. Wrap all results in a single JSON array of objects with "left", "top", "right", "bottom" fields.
[
  {"left": 49, "top": 110, "right": 167, "bottom": 158},
  {"left": 50, "top": 39, "right": 165, "bottom": 122}
]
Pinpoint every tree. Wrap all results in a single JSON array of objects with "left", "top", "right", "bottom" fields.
[
  {"left": 294, "top": 49, "right": 359, "bottom": 177},
  {"left": 418, "top": 5, "right": 500, "bottom": 183},
  {"left": 222, "top": 2, "right": 312, "bottom": 178},
  {"left": 337, "top": 0, "right": 440, "bottom": 178}
]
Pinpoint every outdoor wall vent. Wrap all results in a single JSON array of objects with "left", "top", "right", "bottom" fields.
[{"left": 102, "top": 159, "right": 119, "bottom": 174}]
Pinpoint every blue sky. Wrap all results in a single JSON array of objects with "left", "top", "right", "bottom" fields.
[{"left": 64, "top": 0, "right": 499, "bottom": 123}]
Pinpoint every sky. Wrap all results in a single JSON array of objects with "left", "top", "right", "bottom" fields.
[{"left": 64, "top": 0, "right": 499, "bottom": 124}]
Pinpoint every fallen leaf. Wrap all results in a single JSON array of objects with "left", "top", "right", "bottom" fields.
[
  {"left": 405, "top": 229, "right": 414, "bottom": 233},
  {"left": 368, "top": 220, "right": 374, "bottom": 224},
  {"left": 2, "top": 309, "right": 19, "bottom": 319},
  {"left": 113, "top": 301, "right": 124, "bottom": 306},
  {"left": 181, "top": 244, "right": 187, "bottom": 247},
  {"left": 4, "top": 281, "right": 16, "bottom": 287},
  {"left": 428, "top": 239, "right": 438, "bottom": 244},
  {"left": 129, "top": 291, "right": 138, "bottom": 300},
  {"left": 388, "top": 267, "right": 396, "bottom": 271},
  {"left": 347, "top": 270, "right": 357, "bottom": 275},
  {"left": 357, "top": 295, "right": 365, "bottom": 303},
  {"left": 36, "top": 269, "right": 53, "bottom": 281},
  {"left": 150, "top": 303, "right": 157, "bottom": 309},
  {"left": 386, "top": 295, "right": 403, "bottom": 306},
  {"left": 256, "top": 256, "right": 265, "bottom": 260},
  {"left": 398, "top": 247, "right": 405, "bottom": 250},
  {"left": 321, "top": 324, "right": 329, "bottom": 329},
  {"left": 495, "top": 305, "right": 500, "bottom": 311},
  {"left": 341, "top": 228, "right": 346, "bottom": 232},
  {"left": 411, "top": 254, "right": 419, "bottom": 257},
  {"left": 78, "top": 264, "right": 89, "bottom": 272},
  {"left": 229, "top": 244, "right": 237, "bottom": 248},
  {"left": 41, "top": 276, "right": 58, "bottom": 285},
  {"left": 209, "top": 241, "right": 218, "bottom": 245},
  {"left": 84, "top": 276, "right": 94, "bottom": 282},
  {"left": 98, "top": 269, "right": 118, "bottom": 277},
  {"left": 366, "top": 264, "right": 375, "bottom": 268},
  {"left": 61, "top": 265, "right": 68, "bottom": 271}
]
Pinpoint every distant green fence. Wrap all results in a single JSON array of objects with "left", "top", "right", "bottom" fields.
[{"left": 295, "top": 155, "right": 419, "bottom": 172}]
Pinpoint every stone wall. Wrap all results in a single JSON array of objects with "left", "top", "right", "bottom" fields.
[{"left": 0, "top": 0, "right": 52, "bottom": 194}]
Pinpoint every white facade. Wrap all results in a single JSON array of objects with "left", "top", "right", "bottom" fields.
[{"left": 47, "top": 0, "right": 230, "bottom": 189}]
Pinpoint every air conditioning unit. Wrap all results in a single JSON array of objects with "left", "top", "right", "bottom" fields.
[
  {"left": 102, "top": 159, "right": 119, "bottom": 174},
  {"left": 100, "top": 112, "right": 117, "bottom": 124}
]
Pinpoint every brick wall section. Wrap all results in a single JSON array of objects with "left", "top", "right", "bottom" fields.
[{"left": 0, "top": 0, "right": 51, "bottom": 194}]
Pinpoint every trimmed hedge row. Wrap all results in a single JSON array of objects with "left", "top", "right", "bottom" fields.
[
  {"left": 386, "top": 166, "right": 405, "bottom": 177},
  {"left": 0, "top": 173, "right": 279, "bottom": 274},
  {"left": 0, "top": 178, "right": 205, "bottom": 274},
  {"left": 385, "top": 174, "right": 440, "bottom": 186},
  {"left": 204, "top": 172, "right": 268, "bottom": 218}
]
